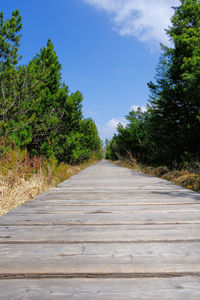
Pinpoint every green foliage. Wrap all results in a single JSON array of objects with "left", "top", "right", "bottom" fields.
[
  {"left": 147, "top": 0, "right": 200, "bottom": 164},
  {"left": 0, "top": 10, "right": 22, "bottom": 69},
  {"left": 107, "top": 0, "right": 200, "bottom": 167},
  {"left": 0, "top": 11, "right": 102, "bottom": 164},
  {"left": 105, "top": 136, "right": 119, "bottom": 160}
]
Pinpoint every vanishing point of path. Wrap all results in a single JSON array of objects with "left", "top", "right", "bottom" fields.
[{"left": 0, "top": 160, "right": 200, "bottom": 299}]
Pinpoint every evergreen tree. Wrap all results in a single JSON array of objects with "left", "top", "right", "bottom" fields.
[
  {"left": 0, "top": 10, "right": 23, "bottom": 135},
  {"left": 107, "top": 1, "right": 200, "bottom": 166},
  {"left": 0, "top": 10, "right": 102, "bottom": 164},
  {"left": 148, "top": 0, "right": 200, "bottom": 163},
  {"left": 0, "top": 10, "right": 22, "bottom": 69}
]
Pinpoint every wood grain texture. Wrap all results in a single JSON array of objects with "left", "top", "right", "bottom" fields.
[
  {"left": 1, "top": 242, "right": 200, "bottom": 274},
  {"left": 1, "top": 277, "right": 200, "bottom": 300},
  {"left": 0, "top": 160, "right": 200, "bottom": 299},
  {"left": 0, "top": 224, "right": 200, "bottom": 243}
]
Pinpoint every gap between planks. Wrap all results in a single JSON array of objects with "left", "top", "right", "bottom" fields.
[
  {"left": 1, "top": 239, "right": 200, "bottom": 244},
  {"left": 1, "top": 272, "right": 200, "bottom": 280}
]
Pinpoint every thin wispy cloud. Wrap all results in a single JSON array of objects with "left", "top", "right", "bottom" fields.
[
  {"left": 84, "top": 0, "right": 180, "bottom": 47},
  {"left": 88, "top": 110, "right": 98, "bottom": 117}
]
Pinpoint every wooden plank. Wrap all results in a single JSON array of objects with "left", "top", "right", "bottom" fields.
[
  {"left": 33, "top": 192, "right": 200, "bottom": 202},
  {"left": 0, "top": 224, "right": 200, "bottom": 243},
  {"left": 27, "top": 199, "right": 200, "bottom": 206},
  {"left": 25, "top": 200, "right": 200, "bottom": 207},
  {"left": 1, "top": 160, "right": 200, "bottom": 297},
  {"left": 41, "top": 187, "right": 192, "bottom": 191},
  {"left": 10, "top": 203, "right": 200, "bottom": 214},
  {"left": 0, "top": 242, "right": 200, "bottom": 274},
  {"left": 36, "top": 189, "right": 199, "bottom": 197},
  {"left": 1, "top": 211, "right": 200, "bottom": 225},
  {"left": 0, "top": 277, "right": 200, "bottom": 299}
]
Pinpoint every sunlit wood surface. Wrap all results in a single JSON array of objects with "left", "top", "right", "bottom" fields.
[{"left": 0, "top": 160, "right": 200, "bottom": 299}]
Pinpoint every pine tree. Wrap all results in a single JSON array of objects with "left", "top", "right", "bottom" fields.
[
  {"left": 0, "top": 10, "right": 23, "bottom": 140},
  {"left": 148, "top": 0, "right": 200, "bottom": 164},
  {"left": 0, "top": 10, "right": 22, "bottom": 69},
  {"left": 0, "top": 10, "right": 102, "bottom": 163}
]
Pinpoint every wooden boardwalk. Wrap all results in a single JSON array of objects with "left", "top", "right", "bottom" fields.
[{"left": 0, "top": 160, "right": 200, "bottom": 299}]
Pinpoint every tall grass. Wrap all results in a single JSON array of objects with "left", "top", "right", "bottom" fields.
[
  {"left": 0, "top": 140, "right": 98, "bottom": 216},
  {"left": 111, "top": 154, "right": 200, "bottom": 193}
]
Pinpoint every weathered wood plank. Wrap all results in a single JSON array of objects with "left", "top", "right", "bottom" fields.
[
  {"left": 33, "top": 191, "right": 200, "bottom": 202},
  {"left": 10, "top": 203, "right": 200, "bottom": 214},
  {"left": 26, "top": 199, "right": 200, "bottom": 206},
  {"left": 1, "top": 211, "right": 200, "bottom": 225},
  {"left": 0, "top": 277, "right": 200, "bottom": 299},
  {"left": 0, "top": 224, "right": 199, "bottom": 243},
  {"left": 1, "top": 242, "right": 200, "bottom": 274},
  {"left": 36, "top": 189, "right": 199, "bottom": 198}
]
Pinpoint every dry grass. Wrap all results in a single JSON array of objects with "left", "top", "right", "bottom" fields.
[
  {"left": 163, "top": 171, "right": 200, "bottom": 192},
  {"left": 0, "top": 142, "right": 98, "bottom": 216},
  {"left": 111, "top": 157, "right": 200, "bottom": 193},
  {"left": 112, "top": 153, "right": 142, "bottom": 173}
]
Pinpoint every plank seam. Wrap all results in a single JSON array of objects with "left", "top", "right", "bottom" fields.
[
  {"left": 1, "top": 239, "right": 200, "bottom": 244},
  {"left": 1, "top": 221, "right": 200, "bottom": 226},
  {"left": 1, "top": 272, "right": 200, "bottom": 280}
]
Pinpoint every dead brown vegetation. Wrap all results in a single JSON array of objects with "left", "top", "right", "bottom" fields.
[
  {"left": 0, "top": 142, "right": 98, "bottom": 216},
  {"left": 111, "top": 158, "right": 200, "bottom": 193}
]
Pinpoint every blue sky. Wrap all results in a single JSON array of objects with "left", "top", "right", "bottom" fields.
[{"left": 2, "top": 0, "right": 179, "bottom": 140}]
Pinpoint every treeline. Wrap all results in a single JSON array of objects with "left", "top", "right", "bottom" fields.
[
  {"left": 106, "top": 0, "right": 200, "bottom": 167},
  {"left": 0, "top": 10, "right": 102, "bottom": 164}
]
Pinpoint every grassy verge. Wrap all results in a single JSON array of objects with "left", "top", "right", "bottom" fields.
[
  {"left": 111, "top": 156, "right": 200, "bottom": 193},
  {"left": 0, "top": 144, "right": 99, "bottom": 216}
]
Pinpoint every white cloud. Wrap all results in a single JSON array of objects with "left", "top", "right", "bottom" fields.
[
  {"left": 97, "top": 107, "right": 148, "bottom": 140},
  {"left": 131, "top": 105, "right": 147, "bottom": 112},
  {"left": 107, "top": 118, "right": 127, "bottom": 130},
  {"left": 84, "top": 0, "right": 180, "bottom": 47},
  {"left": 98, "top": 117, "right": 128, "bottom": 141}
]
